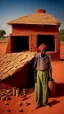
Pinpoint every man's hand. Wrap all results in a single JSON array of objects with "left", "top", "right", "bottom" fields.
[
  {"left": 34, "top": 77, "right": 37, "bottom": 83},
  {"left": 49, "top": 69, "right": 52, "bottom": 81},
  {"left": 34, "top": 70, "right": 37, "bottom": 83}
]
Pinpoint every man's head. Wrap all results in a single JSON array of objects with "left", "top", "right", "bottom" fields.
[{"left": 40, "top": 44, "right": 48, "bottom": 57}]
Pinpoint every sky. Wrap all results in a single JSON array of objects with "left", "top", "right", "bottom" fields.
[{"left": 0, "top": 0, "right": 64, "bottom": 35}]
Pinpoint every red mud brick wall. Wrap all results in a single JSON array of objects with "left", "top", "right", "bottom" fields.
[
  {"left": 7, "top": 25, "right": 60, "bottom": 51},
  {"left": 6, "top": 25, "right": 60, "bottom": 60}
]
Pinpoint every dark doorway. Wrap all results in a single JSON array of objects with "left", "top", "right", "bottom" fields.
[
  {"left": 37, "top": 35, "right": 55, "bottom": 51},
  {"left": 14, "top": 36, "right": 29, "bottom": 52}
]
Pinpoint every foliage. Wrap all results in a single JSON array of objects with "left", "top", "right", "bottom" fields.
[
  {"left": 60, "top": 29, "right": 64, "bottom": 41},
  {"left": 0, "top": 30, "right": 6, "bottom": 38},
  {"left": 0, "top": 37, "right": 8, "bottom": 40}
]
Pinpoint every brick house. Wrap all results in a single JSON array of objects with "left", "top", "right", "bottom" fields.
[
  {"left": 0, "top": 9, "right": 61, "bottom": 89},
  {"left": 6, "top": 8, "right": 60, "bottom": 60}
]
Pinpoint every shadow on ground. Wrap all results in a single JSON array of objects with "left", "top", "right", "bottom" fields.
[
  {"left": 56, "top": 83, "right": 64, "bottom": 97},
  {"left": 49, "top": 100, "right": 60, "bottom": 107}
]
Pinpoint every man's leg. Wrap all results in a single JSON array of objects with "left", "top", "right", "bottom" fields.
[
  {"left": 35, "top": 70, "right": 42, "bottom": 108},
  {"left": 35, "top": 82, "right": 38, "bottom": 103},
  {"left": 42, "top": 71, "right": 49, "bottom": 105}
]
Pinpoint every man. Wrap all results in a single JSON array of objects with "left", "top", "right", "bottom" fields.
[{"left": 33, "top": 44, "right": 52, "bottom": 109}]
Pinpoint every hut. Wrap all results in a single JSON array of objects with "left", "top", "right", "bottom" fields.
[
  {"left": 6, "top": 8, "right": 60, "bottom": 60},
  {"left": 0, "top": 9, "right": 61, "bottom": 89}
]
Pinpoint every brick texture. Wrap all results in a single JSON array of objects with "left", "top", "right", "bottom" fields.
[{"left": 6, "top": 25, "right": 60, "bottom": 60}]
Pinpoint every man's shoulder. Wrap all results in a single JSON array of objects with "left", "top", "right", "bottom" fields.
[
  {"left": 46, "top": 54, "right": 51, "bottom": 58},
  {"left": 35, "top": 53, "right": 40, "bottom": 59},
  {"left": 46, "top": 54, "right": 51, "bottom": 60}
]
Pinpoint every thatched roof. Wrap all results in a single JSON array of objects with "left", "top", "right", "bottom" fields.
[
  {"left": 0, "top": 51, "right": 35, "bottom": 81},
  {"left": 8, "top": 9, "right": 60, "bottom": 26}
]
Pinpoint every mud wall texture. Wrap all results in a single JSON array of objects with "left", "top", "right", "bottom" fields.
[{"left": 6, "top": 25, "right": 60, "bottom": 60}]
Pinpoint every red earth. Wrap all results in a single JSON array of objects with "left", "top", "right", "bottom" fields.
[
  {"left": 0, "top": 41, "right": 64, "bottom": 114},
  {"left": 0, "top": 40, "right": 7, "bottom": 56}
]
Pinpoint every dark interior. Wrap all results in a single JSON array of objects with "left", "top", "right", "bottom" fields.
[
  {"left": 14, "top": 36, "right": 29, "bottom": 52},
  {"left": 37, "top": 35, "right": 55, "bottom": 51}
]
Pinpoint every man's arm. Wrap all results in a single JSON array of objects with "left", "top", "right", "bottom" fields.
[
  {"left": 48, "top": 56, "right": 52, "bottom": 80},
  {"left": 33, "top": 56, "right": 37, "bottom": 69},
  {"left": 49, "top": 69, "right": 52, "bottom": 80},
  {"left": 33, "top": 56, "right": 38, "bottom": 82}
]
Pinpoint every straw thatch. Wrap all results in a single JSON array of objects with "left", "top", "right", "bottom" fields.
[
  {"left": 8, "top": 10, "right": 60, "bottom": 26},
  {"left": 0, "top": 51, "right": 35, "bottom": 81}
]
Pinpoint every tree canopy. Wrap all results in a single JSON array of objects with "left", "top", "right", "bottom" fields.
[
  {"left": 60, "top": 29, "right": 64, "bottom": 41},
  {"left": 0, "top": 30, "right": 6, "bottom": 38}
]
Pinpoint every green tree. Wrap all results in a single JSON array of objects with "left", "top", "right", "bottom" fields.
[
  {"left": 0, "top": 30, "right": 6, "bottom": 38},
  {"left": 60, "top": 29, "right": 64, "bottom": 41}
]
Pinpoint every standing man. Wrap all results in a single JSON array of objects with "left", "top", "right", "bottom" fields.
[{"left": 33, "top": 44, "right": 52, "bottom": 109}]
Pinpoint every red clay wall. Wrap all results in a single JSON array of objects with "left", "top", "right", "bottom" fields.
[
  {"left": 6, "top": 25, "right": 60, "bottom": 60},
  {"left": 6, "top": 34, "right": 15, "bottom": 53},
  {"left": 0, "top": 25, "right": 60, "bottom": 89}
]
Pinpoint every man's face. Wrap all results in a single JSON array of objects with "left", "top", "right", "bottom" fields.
[{"left": 41, "top": 49, "right": 46, "bottom": 56}]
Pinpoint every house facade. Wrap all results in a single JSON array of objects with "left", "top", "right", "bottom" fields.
[
  {"left": 6, "top": 9, "right": 61, "bottom": 60},
  {"left": 0, "top": 9, "right": 61, "bottom": 89}
]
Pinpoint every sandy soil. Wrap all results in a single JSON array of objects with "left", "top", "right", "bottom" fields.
[
  {"left": 0, "top": 41, "right": 64, "bottom": 114},
  {"left": 60, "top": 44, "right": 64, "bottom": 59},
  {"left": 0, "top": 61, "right": 64, "bottom": 114},
  {"left": 0, "top": 41, "right": 7, "bottom": 56}
]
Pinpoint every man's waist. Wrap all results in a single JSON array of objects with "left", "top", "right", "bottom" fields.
[{"left": 36, "top": 66, "right": 49, "bottom": 71}]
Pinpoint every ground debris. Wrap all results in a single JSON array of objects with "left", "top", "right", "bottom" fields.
[
  {"left": 4, "top": 102, "right": 9, "bottom": 105},
  {"left": 19, "top": 108, "right": 24, "bottom": 112},
  {"left": 7, "top": 109, "right": 11, "bottom": 112},
  {"left": 18, "top": 102, "right": 23, "bottom": 106},
  {"left": 6, "top": 96, "right": 11, "bottom": 100},
  {"left": 24, "top": 102, "right": 30, "bottom": 106},
  {"left": 1, "top": 96, "right": 6, "bottom": 100},
  {"left": 0, "top": 88, "right": 12, "bottom": 100}
]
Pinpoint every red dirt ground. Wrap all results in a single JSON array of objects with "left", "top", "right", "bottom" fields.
[
  {"left": 0, "top": 40, "right": 7, "bottom": 56},
  {"left": 0, "top": 41, "right": 64, "bottom": 114}
]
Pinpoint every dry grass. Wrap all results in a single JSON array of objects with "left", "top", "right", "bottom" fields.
[{"left": 8, "top": 12, "right": 60, "bottom": 26}]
